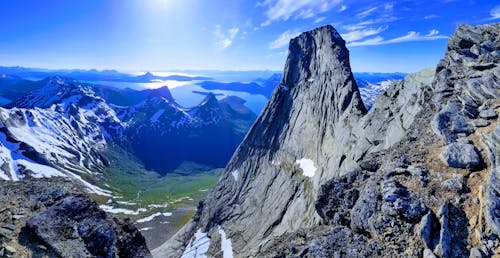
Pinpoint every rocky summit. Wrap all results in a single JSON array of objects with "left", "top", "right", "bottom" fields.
[{"left": 155, "top": 23, "right": 500, "bottom": 257}]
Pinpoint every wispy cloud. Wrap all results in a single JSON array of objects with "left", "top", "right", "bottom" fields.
[
  {"left": 257, "top": 0, "right": 342, "bottom": 26},
  {"left": 348, "top": 29, "right": 447, "bottom": 47},
  {"left": 214, "top": 26, "right": 239, "bottom": 49},
  {"left": 269, "top": 30, "right": 301, "bottom": 49},
  {"left": 341, "top": 26, "right": 387, "bottom": 42},
  {"left": 357, "top": 7, "right": 378, "bottom": 18},
  {"left": 490, "top": 5, "right": 500, "bottom": 20},
  {"left": 338, "top": 5, "right": 347, "bottom": 12},
  {"left": 424, "top": 14, "right": 440, "bottom": 19},
  {"left": 343, "top": 15, "right": 399, "bottom": 31},
  {"left": 314, "top": 17, "right": 326, "bottom": 23}
]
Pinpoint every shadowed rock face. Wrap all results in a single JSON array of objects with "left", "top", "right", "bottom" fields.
[
  {"left": 155, "top": 23, "right": 500, "bottom": 258},
  {"left": 0, "top": 178, "right": 151, "bottom": 258}
]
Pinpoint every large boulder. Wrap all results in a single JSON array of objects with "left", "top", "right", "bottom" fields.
[
  {"left": 439, "top": 142, "right": 481, "bottom": 169},
  {"left": 27, "top": 195, "right": 151, "bottom": 258}
]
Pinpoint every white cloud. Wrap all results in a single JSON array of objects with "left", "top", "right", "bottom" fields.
[
  {"left": 269, "top": 30, "right": 301, "bottom": 49},
  {"left": 343, "top": 15, "right": 399, "bottom": 31},
  {"left": 338, "top": 5, "right": 347, "bottom": 12},
  {"left": 258, "top": 0, "right": 342, "bottom": 26},
  {"left": 490, "top": 5, "right": 500, "bottom": 20},
  {"left": 214, "top": 25, "right": 239, "bottom": 49},
  {"left": 426, "top": 29, "right": 439, "bottom": 36},
  {"left": 424, "top": 14, "right": 439, "bottom": 19},
  {"left": 314, "top": 17, "right": 326, "bottom": 23},
  {"left": 348, "top": 29, "right": 447, "bottom": 47},
  {"left": 341, "top": 26, "right": 387, "bottom": 42},
  {"left": 357, "top": 7, "right": 378, "bottom": 18}
]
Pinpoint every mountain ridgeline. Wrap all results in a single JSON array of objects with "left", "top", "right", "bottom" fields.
[
  {"left": 0, "top": 76, "right": 257, "bottom": 186},
  {"left": 157, "top": 23, "right": 500, "bottom": 257}
]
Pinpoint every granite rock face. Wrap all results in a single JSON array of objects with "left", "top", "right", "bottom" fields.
[
  {"left": 155, "top": 23, "right": 500, "bottom": 257},
  {"left": 0, "top": 178, "right": 151, "bottom": 258}
]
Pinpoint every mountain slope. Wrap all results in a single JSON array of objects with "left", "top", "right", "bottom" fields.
[
  {"left": 0, "top": 76, "right": 256, "bottom": 193},
  {"left": 156, "top": 23, "right": 500, "bottom": 257}
]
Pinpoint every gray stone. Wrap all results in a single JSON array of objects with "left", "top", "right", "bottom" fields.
[
  {"left": 407, "top": 166, "right": 429, "bottom": 186},
  {"left": 435, "top": 202, "right": 469, "bottom": 258},
  {"left": 441, "top": 173, "right": 464, "bottom": 191},
  {"left": 423, "top": 248, "right": 437, "bottom": 258},
  {"left": 12, "top": 214, "right": 24, "bottom": 220},
  {"left": 479, "top": 109, "right": 498, "bottom": 119},
  {"left": 27, "top": 195, "right": 151, "bottom": 258},
  {"left": 439, "top": 142, "right": 481, "bottom": 169},
  {"left": 0, "top": 227, "right": 13, "bottom": 239},
  {"left": 381, "top": 179, "right": 427, "bottom": 222},
  {"left": 419, "top": 211, "right": 440, "bottom": 250},
  {"left": 469, "top": 247, "right": 483, "bottom": 258},
  {"left": 4, "top": 246, "right": 16, "bottom": 254},
  {"left": 473, "top": 119, "right": 490, "bottom": 127}
]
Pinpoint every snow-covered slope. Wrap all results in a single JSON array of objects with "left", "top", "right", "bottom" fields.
[{"left": 357, "top": 79, "right": 399, "bottom": 109}]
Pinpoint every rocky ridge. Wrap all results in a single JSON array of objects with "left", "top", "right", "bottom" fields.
[
  {"left": 0, "top": 178, "right": 151, "bottom": 257},
  {"left": 156, "top": 23, "right": 499, "bottom": 257}
]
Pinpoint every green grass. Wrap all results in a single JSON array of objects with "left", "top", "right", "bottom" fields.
[{"left": 95, "top": 145, "right": 221, "bottom": 208}]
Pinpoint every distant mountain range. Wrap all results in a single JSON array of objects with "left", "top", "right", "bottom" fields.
[
  {"left": 0, "top": 66, "right": 211, "bottom": 83},
  {"left": 0, "top": 76, "right": 256, "bottom": 194}
]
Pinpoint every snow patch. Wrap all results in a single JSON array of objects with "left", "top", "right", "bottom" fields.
[
  {"left": 231, "top": 169, "right": 239, "bottom": 181},
  {"left": 181, "top": 229, "right": 210, "bottom": 258},
  {"left": 295, "top": 158, "right": 316, "bottom": 177},
  {"left": 116, "top": 201, "right": 137, "bottom": 206},
  {"left": 150, "top": 109, "right": 165, "bottom": 123},
  {"left": 140, "top": 227, "right": 153, "bottom": 231},
  {"left": 136, "top": 212, "right": 172, "bottom": 223},
  {"left": 99, "top": 205, "right": 146, "bottom": 215},
  {"left": 279, "top": 83, "right": 289, "bottom": 91},
  {"left": 148, "top": 203, "right": 169, "bottom": 208},
  {"left": 218, "top": 226, "right": 234, "bottom": 258}
]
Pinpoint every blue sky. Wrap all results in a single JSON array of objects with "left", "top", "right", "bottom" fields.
[{"left": 0, "top": 0, "right": 498, "bottom": 73}]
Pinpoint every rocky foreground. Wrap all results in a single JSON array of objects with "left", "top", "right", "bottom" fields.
[
  {"left": 156, "top": 23, "right": 499, "bottom": 257},
  {"left": 0, "top": 178, "right": 151, "bottom": 257}
]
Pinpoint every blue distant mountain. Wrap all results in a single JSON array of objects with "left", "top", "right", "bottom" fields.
[{"left": 0, "top": 66, "right": 211, "bottom": 83}]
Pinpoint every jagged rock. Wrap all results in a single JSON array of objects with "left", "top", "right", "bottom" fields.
[
  {"left": 435, "top": 202, "right": 469, "bottom": 258},
  {"left": 484, "top": 124, "right": 500, "bottom": 236},
  {"left": 441, "top": 173, "right": 464, "bottom": 191},
  {"left": 350, "top": 177, "right": 381, "bottom": 236},
  {"left": 479, "top": 109, "right": 498, "bottom": 119},
  {"left": 469, "top": 247, "right": 483, "bottom": 258},
  {"left": 439, "top": 142, "right": 481, "bottom": 169},
  {"left": 4, "top": 246, "right": 16, "bottom": 255},
  {"left": 27, "top": 195, "right": 151, "bottom": 258},
  {"left": 155, "top": 24, "right": 371, "bottom": 257},
  {"left": 407, "top": 166, "right": 430, "bottom": 187},
  {"left": 381, "top": 179, "right": 428, "bottom": 222},
  {"left": 423, "top": 248, "right": 437, "bottom": 258},
  {"left": 315, "top": 170, "right": 366, "bottom": 225},
  {"left": 473, "top": 119, "right": 490, "bottom": 127},
  {"left": 156, "top": 23, "right": 500, "bottom": 258},
  {"left": 260, "top": 226, "right": 383, "bottom": 257},
  {"left": 0, "top": 227, "right": 13, "bottom": 240},
  {"left": 419, "top": 211, "right": 440, "bottom": 250},
  {"left": 432, "top": 103, "right": 475, "bottom": 143}
]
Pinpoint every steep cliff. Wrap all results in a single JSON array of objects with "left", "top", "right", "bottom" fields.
[{"left": 155, "top": 23, "right": 499, "bottom": 257}]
